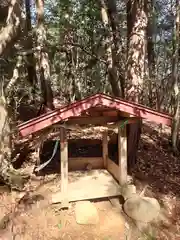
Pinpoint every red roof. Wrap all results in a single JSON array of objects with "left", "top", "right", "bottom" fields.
[{"left": 18, "top": 93, "right": 172, "bottom": 137}]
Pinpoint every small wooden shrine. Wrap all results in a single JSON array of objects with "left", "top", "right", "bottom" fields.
[{"left": 18, "top": 94, "right": 172, "bottom": 207}]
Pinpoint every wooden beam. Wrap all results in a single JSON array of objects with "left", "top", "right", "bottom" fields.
[
  {"left": 86, "top": 108, "right": 119, "bottom": 117},
  {"left": 102, "top": 131, "right": 108, "bottom": 168},
  {"left": 60, "top": 127, "right": 69, "bottom": 208},
  {"left": 69, "top": 139, "right": 101, "bottom": 145},
  {"left": 68, "top": 157, "right": 104, "bottom": 171},
  {"left": 118, "top": 125, "right": 127, "bottom": 185},
  {"left": 102, "top": 111, "right": 118, "bottom": 117},
  {"left": 66, "top": 116, "right": 119, "bottom": 125},
  {"left": 107, "top": 158, "right": 119, "bottom": 182},
  {"left": 53, "top": 118, "right": 138, "bottom": 133}
]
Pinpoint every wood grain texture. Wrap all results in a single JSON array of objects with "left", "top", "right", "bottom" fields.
[
  {"left": 60, "top": 127, "right": 69, "bottom": 208},
  {"left": 107, "top": 158, "right": 119, "bottom": 182},
  {"left": 68, "top": 157, "right": 104, "bottom": 171},
  {"left": 102, "top": 131, "right": 108, "bottom": 168},
  {"left": 52, "top": 169, "right": 121, "bottom": 203},
  {"left": 118, "top": 125, "right": 127, "bottom": 185}
]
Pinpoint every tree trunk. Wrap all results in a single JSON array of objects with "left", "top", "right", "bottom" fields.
[
  {"left": 0, "top": 1, "right": 29, "bottom": 189},
  {"left": 99, "top": 0, "right": 121, "bottom": 97},
  {"left": 171, "top": 0, "right": 180, "bottom": 154},
  {"left": 126, "top": 0, "right": 148, "bottom": 172},
  {"left": 147, "top": 0, "right": 156, "bottom": 107},
  {"left": 106, "top": 0, "right": 125, "bottom": 97},
  {"left": 126, "top": 0, "right": 147, "bottom": 103},
  {"left": 0, "top": 95, "right": 29, "bottom": 189},
  {"left": 35, "top": 0, "right": 54, "bottom": 111},
  {"left": 0, "top": 0, "right": 22, "bottom": 56},
  {"left": 24, "top": 0, "right": 38, "bottom": 87}
]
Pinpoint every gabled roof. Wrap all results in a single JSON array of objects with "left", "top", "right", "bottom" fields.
[{"left": 18, "top": 93, "right": 172, "bottom": 137}]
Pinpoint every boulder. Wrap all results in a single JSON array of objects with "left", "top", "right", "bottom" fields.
[
  {"left": 121, "top": 184, "right": 137, "bottom": 200},
  {"left": 123, "top": 195, "right": 160, "bottom": 223}
]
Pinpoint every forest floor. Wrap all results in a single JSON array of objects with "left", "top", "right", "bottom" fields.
[{"left": 1, "top": 121, "right": 180, "bottom": 239}]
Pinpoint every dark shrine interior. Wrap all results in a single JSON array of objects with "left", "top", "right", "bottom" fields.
[{"left": 37, "top": 136, "right": 119, "bottom": 175}]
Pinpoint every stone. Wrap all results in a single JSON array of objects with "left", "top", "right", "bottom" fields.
[
  {"left": 121, "top": 184, "right": 137, "bottom": 200},
  {"left": 123, "top": 195, "right": 160, "bottom": 223},
  {"left": 75, "top": 201, "right": 99, "bottom": 225}
]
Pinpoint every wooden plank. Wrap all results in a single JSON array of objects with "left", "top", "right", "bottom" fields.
[
  {"left": 69, "top": 139, "right": 101, "bottom": 145},
  {"left": 102, "top": 131, "right": 108, "bottom": 168},
  {"left": 107, "top": 158, "right": 119, "bottom": 182},
  {"left": 119, "top": 111, "right": 131, "bottom": 118},
  {"left": 18, "top": 93, "right": 172, "bottom": 137},
  {"left": 53, "top": 118, "right": 138, "bottom": 133},
  {"left": 102, "top": 111, "right": 118, "bottom": 117},
  {"left": 83, "top": 106, "right": 115, "bottom": 113},
  {"left": 85, "top": 108, "right": 119, "bottom": 117},
  {"left": 52, "top": 170, "right": 121, "bottom": 203},
  {"left": 66, "top": 116, "right": 119, "bottom": 125},
  {"left": 60, "top": 127, "right": 69, "bottom": 208},
  {"left": 118, "top": 125, "right": 127, "bottom": 185},
  {"left": 68, "top": 157, "right": 104, "bottom": 171}
]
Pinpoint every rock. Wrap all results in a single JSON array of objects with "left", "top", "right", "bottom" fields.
[
  {"left": 121, "top": 184, "right": 137, "bottom": 200},
  {"left": 75, "top": 201, "right": 99, "bottom": 225},
  {"left": 123, "top": 195, "right": 160, "bottom": 223}
]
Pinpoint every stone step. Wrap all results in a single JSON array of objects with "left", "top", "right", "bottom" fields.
[{"left": 75, "top": 201, "right": 99, "bottom": 225}]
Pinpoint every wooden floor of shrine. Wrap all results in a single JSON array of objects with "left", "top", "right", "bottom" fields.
[{"left": 52, "top": 169, "right": 121, "bottom": 203}]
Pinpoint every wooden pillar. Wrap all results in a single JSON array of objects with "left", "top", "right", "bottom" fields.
[
  {"left": 36, "top": 141, "right": 42, "bottom": 167},
  {"left": 60, "top": 127, "right": 69, "bottom": 208},
  {"left": 118, "top": 125, "right": 127, "bottom": 185},
  {"left": 102, "top": 131, "right": 108, "bottom": 168}
]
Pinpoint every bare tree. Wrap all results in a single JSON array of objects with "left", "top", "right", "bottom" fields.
[
  {"left": 106, "top": 0, "right": 125, "bottom": 97},
  {"left": 126, "top": 0, "right": 148, "bottom": 103},
  {"left": 0, "top": 0, "right": 22, "bottom": 56},
  {"left": 126, "top": 0, "right": 148, "bottom": 171},
  {"left": 99, "top": 0, "right": 121, "bottom": 97},
  {"left": 0, "top": 0, "right": 29, "bottom": 189},
  {"left": 146, "top": 0, "right": 156, "bottom": 107},
  {"left": 35, "top": 0, "right": 54, "bottom": 111},
  {"left": 24, "top": 0, "right": 38, "bottom": 87},
  {"left": 171, "top": 0, "right": 180, "bottom": 154}
]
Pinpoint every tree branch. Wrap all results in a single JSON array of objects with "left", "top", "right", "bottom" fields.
[{"left": 6, "top": 55, "right": 23, "bottom": 94}]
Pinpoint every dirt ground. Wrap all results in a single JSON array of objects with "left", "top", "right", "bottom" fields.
[
  {"left": 1, "top": 122, "right": 180, "bottom": 239},
  {"left": 0, "top": 188, "right": 125, "bottom": 239}
]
